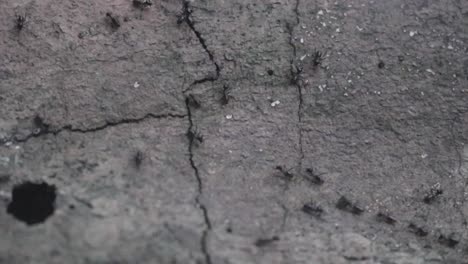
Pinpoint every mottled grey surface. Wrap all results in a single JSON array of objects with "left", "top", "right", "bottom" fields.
[{"left": 1, "top": 0, "right": 468, "bottom": 263}]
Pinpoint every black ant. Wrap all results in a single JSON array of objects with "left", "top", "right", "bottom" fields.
[
  {"left": 33, "top": 115, "right": 49, "bottom": 135},
  {"left": 186, "top": 94, "right": 201, "bottom": 109},
  {"left": 186, "top": 127, "right": 203, "bottom": 144},
  {"left": 15, "top": 15, "right": 26, "bottom": 31},
  {"left": 302, "top": 202, "right": 323, "bottom": 218},
  {"left": 438, "top": 234, "right": 459, "bottom": 248},
  {"left": 423, "top": 185, "right": 443, "bottom": 204},
  {"left": 133, "top": 0, "right": 152, "bottom": 9},
  {"left": 304, "top": 168, "right": 324, "bottom": 185},
  {"left": 177, "top": 1, "right": 192, "bottom": 25},
  {"left": 220, "top": 84, "right": 231, "bottom": 105},
  {"left": 106, "top": 12, "right": 120, "bottom": 29},
  {"left": 375, "top": 212, "right": 396, "bottom": 225},
  {"left": 254, "top": 236, "right": 279, "bottom": 247},
  {"left": 335, "top": 196, "right": 364, "bottom": 215},
  {"left": 275, "top": 166, "right": 294, "bottom": 180},
  {"left": 312, "top": 50, "right": 324, "bottom": 67},
  {"left": 408, "top": 223, "right": 428, "bottom": 237},
  {"left": 134, "top": 150, "right": 144, "bottom": 168}
]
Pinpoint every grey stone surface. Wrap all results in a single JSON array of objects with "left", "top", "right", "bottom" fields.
[{"left": 1, "top": 0, "right": 468, "bottom": 263}]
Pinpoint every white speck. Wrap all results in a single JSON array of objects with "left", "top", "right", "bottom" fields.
[
  {"left": 409, "top": 31, "right": 417, "bottom": 37},
  {"left": 348, "top": 80, "right": 352, "bottom": 83},
  {"left": 344, "top": 93, "right": 348, "bottom": 97},
  {"left": 133, "top": 82, "right": 140, "bottom": 88},
  {"left": 318, "top": 10, "right": 324, "bottom": 15},
  {"left": 356, "top": 26, "right": 363, "bottom": 31},
  {"left": 421, "top": 91, "right": 424, "bottom": 96},
  {"left": 426, "top": 69, "right": 435, "bottom": 75},
  {"left": 318, "top": 85, "right": 324, "bottom": 92},
  {"left": 421, "top": 153, "right": 428, "bottom": 159},
  {"left": 300, "top": 38, "right": 304, "bottom": 43},
  {"left": 447, "top": 44, "right": 454, "bottom": 50},
  {"left": 259, "top": 149, "right": 263, "bottom": 152},
  {"left": 226, "top": 115, "right": 232, "bottom": 120},
  {"left": 321, "top": 22, "right": 327, "bottom": 27},
  {"left": 14, "top": 145, "right": 20, "bottom": 150},
  {"left": 300, "top": 54, "right": 307, "bottom": 61},
  {"left": 271, "top": 100, "right": 280, "bottom": 107},
  {"left": 5, "top": 142, "right": 12, "bottom": 146},
  {"left": 228, "top": 150, "right": 232, "bottom": 154},
  {"left": 336, "top": 28, "right": 341, "bottom": 33}
]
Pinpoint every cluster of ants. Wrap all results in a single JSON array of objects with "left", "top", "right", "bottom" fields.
[{"left": 258, "top": 166, "right": 460, "bottom": 250}]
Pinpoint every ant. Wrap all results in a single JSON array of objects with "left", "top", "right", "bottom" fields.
[
  {"left": 186, "top": 94, "right": 201, "bottom": 109},
  {"left": 408, "top": 223, "right": 428, "bottom": 237},
  {"left": 15, "top": 15, "right": 26, "bottom": 31},
  {"left": 438, "top": 234, "right": 459, "bottom": 248},
  {"left": 302, "top": 202, "right": 323, "bottom": 219},
  {"left": 186, "top": 127, "right": 203, "bottom": 144},
  {"left": 106, "top": 12, "right": 120, "bottom": 29},
  {"left": 312, "top": 50, "right": 324, "bottom": 67},
  {"left": 336, "top": 196, "right": 364, "bottom": 215},
  {"left": 275, "top": 166, "right": 294, "bottom": 181},
  {"left": 177, "top": 1, "right": 192, "bottom": 25},
  {"left": 134, "top": 150, "right": 144, "bottom": 168},
  {"left": 304, "top": 168, "right": 324, "bottom": 185},
  {"left": 133, "top": 0, "right": 152, "bottom": 9},
  {"left": 254, "top": 236, "right": 279, "bottom": 247},
  {"left": 423, "top": 185, "right": 443, "bottom": 204},
  {"left": 375, "top": 212, "right": 396, "bottom": 225},
  {"left": 220, "top": 84, "right": 231, "bottom": 105}
]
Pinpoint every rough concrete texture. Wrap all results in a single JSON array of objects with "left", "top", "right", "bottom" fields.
[{"left": 1, "top": 0, "right": 468, "bottom": 263}]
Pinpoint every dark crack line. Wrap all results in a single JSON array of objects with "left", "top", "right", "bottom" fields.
[
  {"left": 288, "top": 0, "right": 304, "bottom": 170},
  {"left": 180, "top": 0, "right": 220, "bottom": 91},
  {"left": 11, "top": 113, "right": 186, "bottom": 144},
  {"left": 184, "top": 98, "right": 212, "bottom": 264},
  {"left": 449, "top": 114, "right": 468, "bottom": 227}
]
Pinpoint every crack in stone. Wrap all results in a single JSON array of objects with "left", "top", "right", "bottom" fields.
[
  {"left": 180, "top": 0, "right": 220, "bottom": 91},
  {"left": 184, "top": 97, "right": 213, "bottom": 264},
  {"left": 11, "top": 112, "right": 186, "bottom": 144},
  {"left": 287, "top": 0, "right": 304, "bottom": 170}
]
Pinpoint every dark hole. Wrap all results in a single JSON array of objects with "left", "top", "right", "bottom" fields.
[
  {"left": 7, "top": 182, "right": 56, "bottom": 225},
  {"left": 267, "top": 69, "right": 274, "bottom": 76},
  {"left": 378, "top": 61, "right": 385, "bottom": 69},
  {"left": 226, "top": 227, "right": 232, "bottom": 233}
]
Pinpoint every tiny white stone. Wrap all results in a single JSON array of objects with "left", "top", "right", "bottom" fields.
[
  {"left": 271, "top": 100, "right": 280, "bottom": 107},
  {"left": 318, "top": 10, "right": 324, "bottom": 15},
  {"left": 336, "top": 28, "right": 341, "bottom": 33},
  {"left": 300, "top": 54, "right": 307, "bottom": 61},
  {"left": 447, "top": 44, "right": 454, "bottom": 50},
  {"left": 226, "top": 115, "right": 232, "bottom": 119},
  {"left": 409, "top": 31, "right": 417, "bottom": 37},
  {"left": 300, "top": 38, "right": 304, "bottom": 43},
  {"left": 134, "top": 82, "right": 140, "bottom": 88},
  {"left": 356, "top": 26, "right": 363, "bottom": 31},
  {"left": 426, "top": 69, "right": 435, "bottom": 75},
  {"left": 421, "top": 153, "right": 428, "bottom": 159}
]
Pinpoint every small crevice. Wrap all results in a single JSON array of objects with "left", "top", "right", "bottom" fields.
[
  {"left": 287, "top": 0, "right": 304, "bottom": 170},
  {"left": 12, "top": 112, "right": 187, "bottom": 144},
  {"left": 184, "top": 97, "right": 212, "bottom": 264},
  {"left": 179, "top": 0, "right": 220, "bottom": 90}
]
